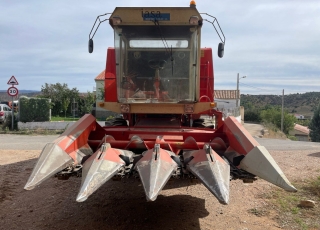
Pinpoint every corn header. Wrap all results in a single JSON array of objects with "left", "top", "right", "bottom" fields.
[{"left": 25, "top": 1, "right": 296, "bottom": 205}]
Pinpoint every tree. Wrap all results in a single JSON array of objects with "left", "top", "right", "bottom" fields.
[
  {"left": 62, "top": 97, "right": 70, "bottom": 118},
  {"left": 260, "top": 106, "right": 296, "bottom": 134},
  {"left": 309, "top": 104, "right": 320, "bottom": 142},
  {"left": 244, "top": 109, "right": 261, "bottom": 122},
  {"left": 79, "top": 91, "right": 95, "bottom": 115},
  {"left": 40, "top": 83, "right": 79, "bottom": 116},
  {"left": 96, "top": 82, "right": 105, "bottom": 100}
]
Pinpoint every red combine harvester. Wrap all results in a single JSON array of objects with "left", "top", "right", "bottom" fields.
[{"left": 25, "top": 2, "right": 296, "bottom": 204}]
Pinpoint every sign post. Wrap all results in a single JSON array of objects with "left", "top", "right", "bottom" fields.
[{"left": 7, "top": 76, "right": 19, "bottom": 130}]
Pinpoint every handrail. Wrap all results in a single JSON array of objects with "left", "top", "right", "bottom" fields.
[
  {"left": 89, "top": 13, "right": 111, "bottom": 40},
  {"left": 200, "top": 13, "right": 226, "bottom": 44}
]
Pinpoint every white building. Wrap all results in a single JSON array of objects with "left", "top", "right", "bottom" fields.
[
  {"left": 214, "top": 90, "right": 243, "bottom": 123},
  {"left": 289, "top": 124, "right": 310, "bottom": 141},
  {"left": 94, "top": 70, "right": 118, "bottom": 119},
  {"left": 294, "top": 114, "right": 305, "bottom": 120}
]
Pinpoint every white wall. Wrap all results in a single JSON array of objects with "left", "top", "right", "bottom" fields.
[
  {"left": 95, "top": 80, "right": 105, "bottom": 113},
  {"left": 215, "top": 99, "right": 237, "bottom": 109}
]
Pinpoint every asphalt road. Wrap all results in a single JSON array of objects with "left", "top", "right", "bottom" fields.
[
  {"left": 257, "top": 138, "right": 320, "bottom": 151},
  {"left": 0, "top": 134, "right": 319, "bottom": 151},
  {"left": 0, "top": 134, "right": 59, "bottom": 150}
]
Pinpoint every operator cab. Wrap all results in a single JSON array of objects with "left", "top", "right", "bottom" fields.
[
  {"left": 88, "top": 4, "right": 225, "bottom": 113},
  {"left": 115, "top": 26, "right": 198, "bottom": 103},
  {"left": 110, "top": 7, "right": 202, "bottom": 104}
]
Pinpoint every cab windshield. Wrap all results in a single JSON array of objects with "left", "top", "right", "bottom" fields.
[{"left": 115, "top": 25, "right": 198, "bottom": 103}]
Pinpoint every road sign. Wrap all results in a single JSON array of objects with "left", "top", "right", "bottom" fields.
[
  {"left": 7, "top": 86, "right": 19, "bottom": 96},
  {"left": 7, "top": 76, "right": 19, "bottom": 85}
]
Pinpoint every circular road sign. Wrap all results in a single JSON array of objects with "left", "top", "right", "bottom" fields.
[{"left": 7, "top": 86, "right": 19, "bottom": 97}]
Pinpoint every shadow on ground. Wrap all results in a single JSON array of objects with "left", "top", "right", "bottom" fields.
[
  {"left": 0, "top": 158, "right": 209, "bottom": 230},
  {"left": 308, "top": 152, "right": 320, "bottom": 158}
]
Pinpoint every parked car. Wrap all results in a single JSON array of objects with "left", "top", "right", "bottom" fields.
[{"left": 0, "top": 104, "right": 12, "bottom": 123}]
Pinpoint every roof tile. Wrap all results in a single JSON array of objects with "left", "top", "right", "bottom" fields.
[
  {"left": 95, "top": 70, "right": 105, "bottom": 80},
  {"left": 294, "top": 124, "right": 310, "bottom": 135},
  {"left": 214, "top": 90, "right": 239, "bottom": 99}
]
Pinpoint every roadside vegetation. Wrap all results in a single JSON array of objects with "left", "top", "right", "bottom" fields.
[
  {"left": 242, "top": 103, "right": 297, "bottom": 138},
  {"left": 252, "top": 176, "right": 320, "bottom": 229},
  {"left": 0, "top": 127, "right": 63, "bottom": 135},
  {"left": 1, "top": 114, "right": 18, "bottom": 131},
  {"left": 40, "top": 83, "right": 95, "bottom": 118},
  {"left": 242, "top": 97, "right": 320, "bottom": 142},
  {"left": 241, "top": 93, "right": 320, "bottom": 142},
  {"left": 241, "top": 92, "right": 320, "bottom": 117},
  {"left": 0, "top": 114, "right": 110, "bottom": 135},
  {"left": 308, "top": 103, "right": 320, "bottom": 142},
  {"left": 50, "top": 116, "right": 80, "bottom": 122}
]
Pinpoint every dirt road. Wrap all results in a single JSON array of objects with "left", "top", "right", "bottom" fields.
[
  {"left": 243, "top": 123, "right": 265, "bottom": 138},
  {"left": 0, "top": 135, "right": 319, "bottom": 230}
]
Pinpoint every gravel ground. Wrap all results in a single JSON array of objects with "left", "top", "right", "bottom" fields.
[{"left": 0, "top": 132, "right": 319, "bottom": 230}]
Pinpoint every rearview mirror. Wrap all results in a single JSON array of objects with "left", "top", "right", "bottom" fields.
[
  {"left": 88, "top": 39, "right": 94, "bottom": 53},
  {"left": 218, "top": 42, "right": 224, "bottom": 58}
]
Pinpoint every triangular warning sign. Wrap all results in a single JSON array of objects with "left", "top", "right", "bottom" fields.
[{"left": 7, "top": 76, "right": 19, "bottom": 85}]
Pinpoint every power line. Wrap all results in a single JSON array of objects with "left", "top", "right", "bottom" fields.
[
  {"left": 239, "top": 82, "right": 282, "bottom": 94},
  {"left": 239, "top": 82, "right": 319, "bottom": 94}
]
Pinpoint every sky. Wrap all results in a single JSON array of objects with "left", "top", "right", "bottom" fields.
[{"left": 1, "top": 0, "right": 320, "bottom": 95}]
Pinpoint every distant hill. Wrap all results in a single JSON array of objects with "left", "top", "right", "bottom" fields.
[
  {"left": 241, "top": 92, "right": 320, "bottom": 117},
  {"left": 0, "top": 90, "right": 40, "bottom": 94},
  {"left": 0, "top": 90, "right": 41, "bottom": 101}
]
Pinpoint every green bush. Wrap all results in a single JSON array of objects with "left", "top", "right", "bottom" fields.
[
  {"left": 287, "top": 135, "right": 297, "bottom": 141},
  {"left": 260, "top": 107, "right": 296, "bottom": 134},
  {"left": 19, "top": 96, "right": 50, "bottom": 122},
  {"left": 309, "top": 103, "right": 320, "bottom": 142},
  {"left": 244, "top": 109, "right": 261, "bottom": 122},
  {"left": 2, "top": 114, "right": 18, "bottom": 131}
]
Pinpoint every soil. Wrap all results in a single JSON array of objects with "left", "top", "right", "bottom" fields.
[{"left": 1, "top": 146, "right": 319, "bottom": 230}]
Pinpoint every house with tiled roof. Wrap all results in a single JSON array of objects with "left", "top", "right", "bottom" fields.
[
  {"left": 214, "top": 90, "right": 243, "bottom": 123},
  {"left": 289, "top": 124, "right": 310, "bottom": 141},
  {"left": 94, "top": 70, "right": 118, "bottom": 119},
  {"left": 294, "top": 114, "right": 305, "bottom": 120},
  {"left": 95, "top": 70, "right": 105, "bottom": 80},
  {"left": 214, "top": 90, "right": 238, "bottom": 109}
]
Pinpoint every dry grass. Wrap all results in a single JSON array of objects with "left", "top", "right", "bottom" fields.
[
  {"left": 262, "top": 122, "right": 288, "bottom": 139},
  {"left": 259, "top": 176, "right": 320, "bottom": 229}
]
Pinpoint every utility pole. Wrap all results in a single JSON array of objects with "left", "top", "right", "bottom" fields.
[
  {"left": 281, "top": 89, "right": 284, "bottom": 132},
  {"left": 73, "top": 98, "right": 76, "bottom": 120},
  {"left": 236, "top": 73, "right": 246, "bottom": 107},
  {"left": 236, "top": 73, "right": 239, "bottom": 107}
]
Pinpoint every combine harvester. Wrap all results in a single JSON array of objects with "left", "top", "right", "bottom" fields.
[{"left": 25, "top": 1, "right": 296, "bottom": 204}]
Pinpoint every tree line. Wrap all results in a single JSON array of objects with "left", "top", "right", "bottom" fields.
[
  {"left": 309, "top": 104, "right": 320, "bottom": 142},
  {"left": 39, "top": 83, "right": 95, "bottom": 117},
  {"left": 243, "top": 103, "right": 296, "bottom": 135},
  {"left": 243, "top": 101, "right": 320, "bottom": 142},
  {"left": 241, "top": 92, "right": 320, "bottom": 117}
]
